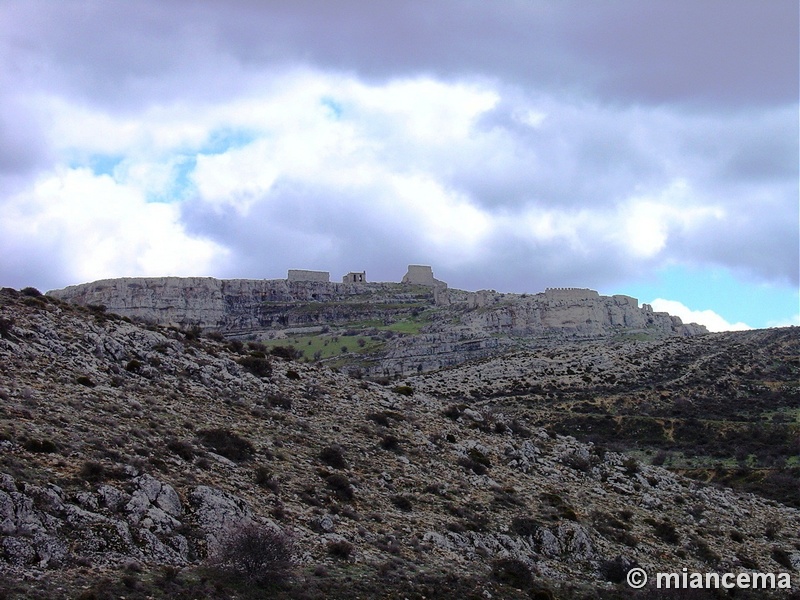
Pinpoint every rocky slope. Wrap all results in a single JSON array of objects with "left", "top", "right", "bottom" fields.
[
  {"left": 407, "top": 327, "right": 800, "bottom": 508},
  {"left": 48, "top": 277, "right": 707, "bottom": 377},
  {"left": 0, "top": 287, "right": 797, "bottom": 598}
]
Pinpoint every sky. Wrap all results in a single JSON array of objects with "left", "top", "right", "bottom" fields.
[{"left": 0, "top": 1, "right": 797, "bottom": 332}]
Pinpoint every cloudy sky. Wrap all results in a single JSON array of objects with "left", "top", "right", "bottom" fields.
[{"left": 1, "top": 1, "right": 797, "bottom": 331}]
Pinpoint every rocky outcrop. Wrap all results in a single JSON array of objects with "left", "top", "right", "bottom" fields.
[
  {"left": 48, "top": 277, "right": 707, "bottom": 377},
  {"left": 47, "top": 279, "right": 705, "bottom": 338},
  {"left": 363, "top": 332, "right": 511, "bottom": 377},
  {"left": 47, "top": 277, "right": 436, "bottom": 333},
  {"left": 48, "top": 277, "right": 364, "bottom": 331},
  {"left": 451, "top": 287, "right": 706, "bottom": 338},
  {"left": 189, "top": 486, "right": 253, "bottom": 547},
  {"left": 0, "top": 471, "right": 258, "bottom": 570}
]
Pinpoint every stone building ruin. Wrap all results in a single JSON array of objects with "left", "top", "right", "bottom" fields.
[
  {"left": 342, "top": 271, "right": 366, "bottom": 283},
  {"left": 287, "top": 269, "right": 330, "bottom": 283},
  {"left": 401, "top": 265, "right": 447, "bottom": 288}
]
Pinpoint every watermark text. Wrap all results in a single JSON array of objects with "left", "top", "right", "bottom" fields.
[{"left": 627, "top": 567, "right": 792, "bottom": 590}]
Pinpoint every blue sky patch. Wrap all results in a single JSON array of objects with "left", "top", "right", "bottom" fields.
[
  {"left": 202, "top": 129, "right": 257, "bottom": 155},
  {"left": 321, "top": 97, "right": 344, "bottom": 119},
  {"left": 69, "top": 153, "right": 123, "bottom": 177},
  {"left": 613, "top": 265, "right": 799, "bottom": 329}
]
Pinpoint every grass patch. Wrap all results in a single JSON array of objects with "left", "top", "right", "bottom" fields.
[{"left": 260, "top": 335, "right": 385, "bottom": 362}]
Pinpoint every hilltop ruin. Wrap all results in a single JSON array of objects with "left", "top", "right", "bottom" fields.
[{"left": 47, "top": 266, "right": 707, "bottom": 376}]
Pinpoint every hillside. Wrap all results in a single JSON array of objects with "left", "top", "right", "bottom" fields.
[
  {"left": 48, "top": 274, "right": 707, "bottom": 377},
  {"left": 0, "top": 287, "right": 797, "bottom": 599},
  {"left": 407, "top": 328, "right": 800, "bottom": 508}
]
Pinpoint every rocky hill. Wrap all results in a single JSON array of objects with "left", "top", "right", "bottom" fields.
[
  {"left": 408, "top": 327, "right": 800, "bottom": 508},
  {"left": 48, "top": 275, "right": 707, "bottom": 377},
  {"left": 0, "top": 287, "right": 797, "bottom": 598}
]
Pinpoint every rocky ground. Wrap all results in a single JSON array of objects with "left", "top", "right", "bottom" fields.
[
  {"left": 406, "top": 328, "right": 800, "bottom": 509},
  {"left": 0, "top": 287, "right": 798, "bottom": 598}
]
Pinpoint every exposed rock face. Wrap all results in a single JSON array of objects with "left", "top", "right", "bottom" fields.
[
  {"left": 47, "top": 278, "right": 707, "bottom": 377},
  {"left": 0, "top": 471, "right": 246, "bottom": 569},
  {"left": 450, "top": 287, "right": 707, "bottom": 338},
  {"left": 189, "top": 486, "right": 253, "bottom": 546},
  {"left": 48, "top": 279, "right": 706, "bottom": 338},
  {"left": 47, "top": 277, "right": 425, "bottom": 333},
  {"left": 373, "top": 332, "right": 511, "bottom": 376}
]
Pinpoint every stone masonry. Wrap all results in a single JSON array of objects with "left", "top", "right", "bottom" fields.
[{"left": 287, "top": 269, "right": 330, "bottom": 283}]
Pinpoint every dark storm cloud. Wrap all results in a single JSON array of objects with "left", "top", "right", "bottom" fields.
[
  {"left": 0, "top": 90, "right": 51, "bottom": 176},
  {"left": 4, "top": 0, "right": 796, "bottom": 109},
  {"left": 449, "top": 96, "right": 673, "bottom": 211},
  {"left": 564, "top": 0, "right": 799, "bottom": 107},
  {"left": 180, "top": 180, "right": 636, "bottom": 295},
  {"left": 437, "top": 234, "right": 643, "bottom": 296},
  {"left": 1, "top": 1, "right": 254, "bottom": 109},
  {"left": 0, "top": 218, "right": 71, "bottom": 291},
  {"left": 681, "top": 107, "right": 800, "bottom": 183},
  {"left": 671, "top": 175, "right": 800, "bottom": 287},
  {"left": 209, "top": 0, "right": 798, "bottom": 107}
]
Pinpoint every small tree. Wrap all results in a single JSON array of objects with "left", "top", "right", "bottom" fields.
[
  {"left": 197, "top": 428, "right": 255, "bottom": 462},
  {"left": 491, "top": 557, "right": 533, "bottom": 589},
  {"left": 214, "top": 523, "right": 294, "bottom": 585},
  {"left": 319, "top": 445, "right": 347, "bottom": 469},
  {"left": 238, "top": 355, "right": 272, "bottom": 378},
  {"left": 0, "top": 317, "right": 14, "bottom": 339}
]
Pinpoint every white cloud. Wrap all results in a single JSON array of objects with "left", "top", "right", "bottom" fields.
[
  {"left": 347, "top": 77, "right": 499, "bottom": 143},
  {"left": 0, "top": 167, "right": 228, "bottom": 285},
  {"left": 3, "top": 72, "right": 509, "bottom": 287},
  {"left": 514, "top": 108, "right": 547, "bottom": 128},
  {"left": 619, "top": 180, "right": 725, "bottom": 258},
  {"left": 767, "top": 314, "right": 800, "bottom": 328},
  {"left": 192, "top": 140, "right": 280, "bottom": 214},
  {"left": 181, "top": 74, "right": 500, "bottom": 248},
  {"left": 650, "top": 298, "right": 751, "bottom": 332},
  {"left": 386, "top": 173, "right": 492, "bottom": 258}
]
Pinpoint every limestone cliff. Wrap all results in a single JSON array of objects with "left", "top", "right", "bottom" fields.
[
  {"left": 48, "top": 277, "right": 707, "bottom": 376},
  {"left": 444, "top": 287, "right": 707, "bottom": 338},
  {"left": 48, "top": 278, "right": 427, "bottom": 334}
]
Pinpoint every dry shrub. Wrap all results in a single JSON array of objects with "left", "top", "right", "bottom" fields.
[
  {"left": 213, "top": 523, "right": 293, "bottom": 585},
  {"left": 197, "top": 428, "right": 254, "bottom": 462}
]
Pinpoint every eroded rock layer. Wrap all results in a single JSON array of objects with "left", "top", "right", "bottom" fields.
[{"left": 48, "top": 278, "right": 707, "bottom": 376}]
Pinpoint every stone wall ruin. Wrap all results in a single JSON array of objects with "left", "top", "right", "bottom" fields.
[
  {"left": 402, "top": 265, "right": 446, "bottom": 288},
  {"left": 544, "top": 287, "right": 600, "bottom": 301},
  {"left": 287, "top": 269, "right": 330, "bottom": 283},
  {"left": 342, "top": 271, "right": 366, "bottom": 283}
]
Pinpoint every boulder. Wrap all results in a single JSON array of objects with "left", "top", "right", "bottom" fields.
[{"left": 188, "top": 486, "right": 252, "bottom": 546}]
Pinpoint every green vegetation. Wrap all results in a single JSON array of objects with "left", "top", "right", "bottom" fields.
[
  {"left": 226, "top": 289, "right": 442, "bottom": 369},
  {"left": 252, "top": 307, "right": 434, "bottom": 364}
]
